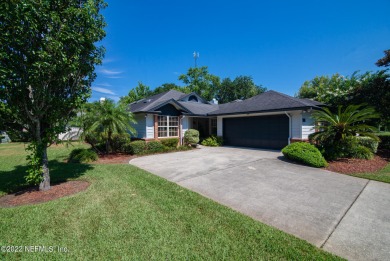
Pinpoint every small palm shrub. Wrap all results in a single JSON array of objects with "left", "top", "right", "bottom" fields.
[
  {"left": 160, "top": 138, "right": 179, "bottom": 148},
  {"left": 201, "top": 136, "right": 223, "bottom": 146},
  {"left": 147, "top": 141, "right": 165, "bottom": 153},
  {"left": 184, "top": 129, "right": 199, "bottom": 145},
  {"left": 68, "top": 148, "right": 98, "bottom": 163},
  {"left": 282, "top": 142, "right": 328, "bottom": 168},
  {"left": 356, "top": 136, "right": 379, "bottom": 153},
  {"left": 125, "top": 140, "right": 146, "bottom": 155},
  {"left": 310, "top": 104, "right": 381, "bottom": 160}
]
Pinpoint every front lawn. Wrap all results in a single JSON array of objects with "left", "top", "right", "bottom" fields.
[
  {"left": 349, "top": 162, "right": 390, "bottom": 183},
  {"left": 0, "top": 143, "right": 341, "bottom": 260}
]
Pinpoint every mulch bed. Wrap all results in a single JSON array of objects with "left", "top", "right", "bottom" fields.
[
  {"left": 326, "top": 150, "right": 390, "bottom": 174},
  {"left": 94, "top": 153, "right": 136, "bottom": 164},
  {"left": 0, "top": 181, "right": 90, "bottom": 208}
]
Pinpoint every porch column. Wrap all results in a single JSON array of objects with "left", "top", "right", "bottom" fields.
[
  {"left": 154, "top": 115, "right": 158, "bottom": 140},
  {"left": 179, "top": 116, "right": 183, "bottom": 145}
]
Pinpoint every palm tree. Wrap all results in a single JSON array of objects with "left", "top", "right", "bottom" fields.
[
  {"left": 310, "top": 104, "right": 380, "bottom": 143},
  {"left": 84, "top": 99, "right": 136, "bottom": 153}
]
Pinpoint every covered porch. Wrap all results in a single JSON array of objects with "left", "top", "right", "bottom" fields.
[{"left": 185, "top": 116, "right": 217, "bottom": 140}]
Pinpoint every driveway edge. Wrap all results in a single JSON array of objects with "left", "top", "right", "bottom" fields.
[{"left": 320, "top": 179, "right": 370, "bottom": 248}]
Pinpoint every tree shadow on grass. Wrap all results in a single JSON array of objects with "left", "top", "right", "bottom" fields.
[{"left": 0, "top": 160, "right": 93, "bottom": 195}]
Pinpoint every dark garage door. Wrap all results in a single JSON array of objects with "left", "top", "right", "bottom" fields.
[{"left": 223, "top": 115, "right": 289, "bottom": 149}]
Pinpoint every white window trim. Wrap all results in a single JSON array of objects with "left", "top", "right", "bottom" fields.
[{"left": 158, "top": 116, "right": 179, "bottom": 138}]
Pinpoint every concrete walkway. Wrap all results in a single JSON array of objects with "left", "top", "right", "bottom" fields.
[{"left": 130, "top": 146, "right": 390, "bottom": 260}]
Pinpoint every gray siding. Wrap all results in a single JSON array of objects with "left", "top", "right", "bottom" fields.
[
  {"left": 146, "top": 114, "right": 154, "bottom": 139},
  {"left": 291, "top": 112, "right": 302, "bottom": 139},
  {"left": 302, "top": 112, "right": 315, "bottom": 139},
  {"left": 133, "top": 113, "right": 146, "bottom": 138}
]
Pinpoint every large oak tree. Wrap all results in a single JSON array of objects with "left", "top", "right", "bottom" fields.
[{"left": 0, "top": 0, "right": 106, "bottom": 190}]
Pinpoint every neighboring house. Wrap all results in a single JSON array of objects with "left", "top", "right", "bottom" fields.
[
  {"left": 58, "top": 127, "right": 82, "bottom": 141},
  {"left": 0, "top": 131, "right": 11, "bottom": 143},
  {"left": 128, "top": 90, "right": 324, "bottom": 150}
]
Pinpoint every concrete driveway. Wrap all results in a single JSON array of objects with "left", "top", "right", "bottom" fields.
[{"left": 130, "top": 146, "right": 390, "bottom": 261}]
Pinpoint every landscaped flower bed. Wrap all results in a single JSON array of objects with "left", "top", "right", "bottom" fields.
[{"left": 326, "top": 154, "right": 389, "bottom": 174}]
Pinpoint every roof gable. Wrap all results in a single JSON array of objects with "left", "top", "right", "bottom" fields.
[
  {"left": 129, "top": 90, "right": 186, "bottom": 113},
  {"left": 178, "top": 92, "right": 209, "bottom": 104}
]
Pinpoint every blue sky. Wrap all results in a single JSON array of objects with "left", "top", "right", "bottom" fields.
[{"left": 91, "top": 0, "right": 390, "bottom": 102}]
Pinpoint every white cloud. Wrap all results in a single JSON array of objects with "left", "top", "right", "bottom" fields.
[
  {"left": 92, "top": 86, "right": 116, "bottom": 95},
  {"left": 106, "top": 76, "right": 124, "bottom": 79},
  {"left": 102, "top": 58, "right": 115, "bottom": 64},
  {"left": 97, "top": 82, "right": 112, "bottom": 87},
  {"left": 98, "top": 68, "right": 123, "bottom": 76},
  {"left": 107, "top": 95, "right": 120, "bottom": 102}
]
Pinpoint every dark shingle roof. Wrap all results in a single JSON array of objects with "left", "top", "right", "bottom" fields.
[
  {"left": 178, "top": 101, "right": 219, "bottom": 115},
  {"left": 129, "top": 89, "right": 323, "bottom": 116},
  {"left": 129, "top": 90, "right": 186, "bottom": 113},
  {"left": 208, "top": 90, "right": 323, "bottom": 115}
]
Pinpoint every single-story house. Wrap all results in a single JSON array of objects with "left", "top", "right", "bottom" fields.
[
  {"left": 0, "top": 131, "right": 11, "bottom": 143},
  {"left": 128, "top": 90, "right": 323, "bottom": 150}
]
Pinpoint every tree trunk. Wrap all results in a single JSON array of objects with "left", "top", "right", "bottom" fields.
[
  {"left": 105, "top": 139, "right": 110, "bottom": 154},
  {"left": 39, "top": 146, "right": 51, "bottom": 191},
  {"left": 107, "top": 130, "right": 112, "bottom": 154}
]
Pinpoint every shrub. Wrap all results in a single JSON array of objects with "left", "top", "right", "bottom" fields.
[
  {"left": 111, "top": 133, "right": 131, "bottom": 153},
  {"left": 377, "top": 133, "right": 390, "bottom": 150},
  {"left": 176, "top": 145, "right": 193, "bottom": 151},
  {"left": 68, "top": 148, "right": 98, "bottom": 163},
  {"left": 147, "top": 141, "right": 165, "bottom": 153},
  {"left": 184, "top": 129, "right": 199, "bottom": 145},
  {"left": 282, "top": 142, "right": 328, "bottom": 168},
  {"left": 160, "top": 138, "right": 179, "bottom": 148},
  {"left": 6, "top": 129, "right": 30, "bottom": 142},
  {"left": 201, "top": 136, "right": 223, "bottom": 146},
  {"left": 350, "top": 145, "right": 374, "bottom": 160},
  {"left": 356, "top": 136, "right": 379, "bottom": 153},
  {"left": 313, "top": 136, "right": 374, "bottom": 161},
  {"left": 125, "top": 140, "right": 146, "bottom": 155}
]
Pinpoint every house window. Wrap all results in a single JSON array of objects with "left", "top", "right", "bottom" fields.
[
  {"left": 211, "top": 118, "right": 217, "bottom": 135},
  {"left": 158, "top": 116, "right": 179, "bottom": 138},
  {"left": 188, "top": 95, "right": 198, "bottom": 102}
]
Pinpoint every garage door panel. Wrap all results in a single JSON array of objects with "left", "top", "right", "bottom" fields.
[{"left": 223, "top": 115, "right": 289, "bottom": 149}]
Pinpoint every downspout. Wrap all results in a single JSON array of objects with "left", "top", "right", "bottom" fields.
[{"left": 284, "top": 112, "right": 291, "bottom": 145}]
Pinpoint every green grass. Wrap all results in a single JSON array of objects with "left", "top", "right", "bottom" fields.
[
  {"left": 349, "top": 162, "right": 390, "bottom": 184},
  {"left": 0, "top": 143, "right": 342, "bottom": 260}
]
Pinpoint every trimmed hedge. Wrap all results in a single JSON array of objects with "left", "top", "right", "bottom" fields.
[
  {"left": 147, "top": 141, "right": 165, "bottom": 153},
  {"left": 282, "top": 142, "right": 328, "bottom": 168},
  {"left": 125, "top": 140, "right": 146, "bottom": 155},
  {"left": 184, "top": 129, "right": 199, "bottom": 145},
  {"left": 68, "top": 148, "right": 98, "bottom": 163},
  {"left": 356, "top": 136, "right": 379, "bottom": 153},
  {"left": 378, "top": 133, "right": 390, "bottom": 150},
  {"left": 160, "top": 138, "right": 179, "bottom": 148},
  {"left": 201, "top": 136, "right": 223, "bottom": 147},
  {"left": 111, "top": 133, "right": 131, "bottom": 152}
]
